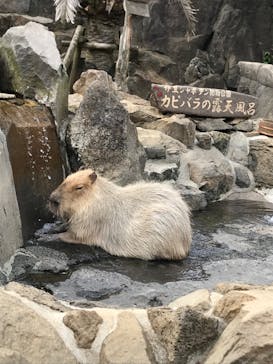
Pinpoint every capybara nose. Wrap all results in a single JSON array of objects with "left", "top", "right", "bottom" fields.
[{"left": 49, "top": 193, "right": 60, "bottom": 206}]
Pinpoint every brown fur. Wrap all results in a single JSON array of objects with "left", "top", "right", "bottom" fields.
[{"left": 49, "top": 169, "right": 192, "bottom": 260}]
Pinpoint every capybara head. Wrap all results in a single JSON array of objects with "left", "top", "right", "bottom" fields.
[{"left": 49, "top": 169, "right": 97, "bottom": 221}]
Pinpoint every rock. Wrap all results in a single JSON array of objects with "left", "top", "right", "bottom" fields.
[
  {"left": 196, "top": 118, "right": 233, "bottom": 132},
  {"left": 67, "top": 73, "right": 145, "bottom": 185},
  {"left": 5, "top": 282, "right": 69, "bottom": 312},
  {"left": 178, "top": 146, "right": 235, "bottom": 202},
  {"left": 148, "top": 306, "right": 220, "bottom": 363},
  {"left": 0, "top": 100, "right": 64, "bottom": 239},
  {"left": 232, "top": 162, "right": 254, "bottom": 189},
  {"left": 73, "top": 69, "right": 114, "bottom": 96},
  {"left": 0, "top": 130, "right": 23, "bottom": 267},
  {"left": 137, "top": 127, "right": 187, "bottom": 165},
  {"left": 209, "top": 131, "right": 230, "bottom": 155},
  {"left": 144, "top": 160, "right": 178, "bottom": 181},
  {"left": 169, "top": 289, "right": 211, "bottom": 312},
  {"left": 234, "top": 119, "right": 254, "bottom": 132},
  {"left": 0, "top": 0, "right": 30, "bottom": 13},
  {"left": 68, "top": 93, "right": 83, "bottom": 113},
  {"left": 119, "top": 91, "right": 162, "bottom": 125},
  {"left": 213, "top": 290, "right": 255, "bottom": 323},
  {"left": 47, "top": 268, "right": 132, "bottom": 302},
  {"left": 248, "top": 136, "right": 273, "bottom": 187},
  {"left": 142, "top": 115, "right": 196, "bottom": 147},
  {"left": 205, "top": 288, "right": 273, "bottom": 363},
  {"left": 176, "top": 184, "right": 207, "bottom": 211},
  {"left": 0, "top": 22, "right": 68, "bottom": 126},
  {"left": 196, "top": 132, "right": 212, "bottom": 150},
  {"left": 100, "top": 311, "right": 153, "bottom": 364},
  {"left": 0, "top": 348, "right": 29, "bottom": 364},
  {"left": 63, "top": 310, "right": 103, "bottom": 349},
  {"left": 0, "top": 289, "right": 77, "bottom": 364},
  {"left": 184, "top": 50, "right": 213, "bottom": 84},
  {"left": 227, "top": 132, "right": 249, "bottom": 167}
]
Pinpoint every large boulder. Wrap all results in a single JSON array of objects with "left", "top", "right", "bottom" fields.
[
  {"left": 0, "top": 288, "right": 77, "bottom": 364},
  {"left": 206, "top": 287, "right": 273, "bottom": 363},
  {"left": 178, "top": 146, "right": 235, "bottom": 201},
  {"left": 0, "top": 130, "right": 23, "bottom": 267},
  {"left": 0, "top": 22, "right": 68, "bottom": 127},
  {"left": 66, "top": 73, "right": 145, "bottom": 185},
  {"left": 0, "top": 99, "right": 64, "bottom": 239},
  {"left": 248, "top": 135, "right": 273, "bottom": 187}
]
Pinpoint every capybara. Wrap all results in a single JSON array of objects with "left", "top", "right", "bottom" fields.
[{"left": 49, "top": 169, "right": 192, "bottom": 260}]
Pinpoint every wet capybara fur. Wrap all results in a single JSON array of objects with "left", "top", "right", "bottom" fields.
[{"left": 49, "top": 169, "right": 192, "bottom": 260}]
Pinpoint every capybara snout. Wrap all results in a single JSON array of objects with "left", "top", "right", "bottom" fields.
[{"left": 48, "top": 169, "right": 192, "bottom": 260}]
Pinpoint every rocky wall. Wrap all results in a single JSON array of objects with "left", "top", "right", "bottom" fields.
[
  {"left": 2, "top": 281, "right": 273, "bottom": 363},
  {"left": 0, "top": 130, "right": 23, "bottom": 267},
  {"left": 128, "top": 0, "right": 273, "bottom": 98}
]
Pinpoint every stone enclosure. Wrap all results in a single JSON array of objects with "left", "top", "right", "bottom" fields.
[{"left": 1, "top": 1, "right": 273, "bottom": 364}]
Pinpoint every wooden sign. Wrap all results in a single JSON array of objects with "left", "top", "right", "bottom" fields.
[
  {"left": 150, "top": 84, "right": 258, "bottom": 118},
  {"left": 125, "top": 0, "right": 150, "bottom": 17}
]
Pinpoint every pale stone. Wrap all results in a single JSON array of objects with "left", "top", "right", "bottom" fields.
[
  {"left": 5, "top": 282, "right": 68, "bottom": 312},
  {"left": 213, "top": 290, "right": 255, "bottom": 323},
  {"left": 205, "top": 289, "right": 273, "bottom": 364},
  {"left": 68, "top": 93, "right": 83, "bottom": 113},
  {"left": 73, "top": 69, "right": 114, "bottom": 96},
  {"left": 63, "top": 310, "right": 103, "bottom": 349},
  {"left": 0, "top": 347, "right": 29, "bottom": 364},
  {"left": 0, "top": 289, "right": 77, "bottom": 364},
  {"left": 169, "top": 289, "right": 211, "bottom": 312},
  {"left": 227, "top": 132, "right": 249, "bottom": 167},
  {"left": 119, "top": 91, "right": 162, "bottom": 125},
  {"left": 142, "top": 115, "right": 196, "bottom": 147},
  {"left": 148, "top": 306, "right": 219, "bottom": 363},
  {"left": 100, "top": 311, "right": 152, "bottom": 364},
  {"left": 0, "top": 130, "right": 23, "bottom": 266},
  {"left": 137, "top": 127, "right": 187, "bottom": 165},
  {"left": 248, "top": 136, "right": 273, "bottom": 187}
]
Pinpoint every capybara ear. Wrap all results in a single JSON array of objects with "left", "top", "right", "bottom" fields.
[{"left": 89, "top": 171, "right": 97, "bottom": 184}]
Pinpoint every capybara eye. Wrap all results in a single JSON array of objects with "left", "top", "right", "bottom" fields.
[{"left": 75, "top": 185, "right": 84, "bottom": 190}]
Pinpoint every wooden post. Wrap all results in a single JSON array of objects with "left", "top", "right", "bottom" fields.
[{"left": 63, "top": 25, "right": 84, "bottom": 70}]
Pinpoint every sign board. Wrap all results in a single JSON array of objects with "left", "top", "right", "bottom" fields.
[
  {"left": 125, "top": 0, "right": 150, "bottom": 17},
  {"left": 150, "top": 84, "right": 258, "bottom": 118}
]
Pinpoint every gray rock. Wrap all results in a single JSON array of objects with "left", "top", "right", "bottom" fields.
[
  {"left": 227, "top": 132, "right": 249, "bottom": 166},
  {"left": 148, "top": 306, "right": 220, "bottom": 363},
  {"left": 209, "top": 131, "right": 230, "bottom": 155},
  {"left": 248, "top": 136, "right": 273, "bottom": 187},
  {"left": 196, "top": 132, "right": 212, "bottom": 150},
  {"left": 0, "top": 22, "right": 66, "bottom": 107},
  {"left": 176, "top": 184, "right": 207, "bottom": 211},
  {"left": 184, "top": 50, "right": 213, "bottom": 84},
  {"left": 119, "top": 91, "right": 163, "bottom": 125},
  {"left": 67, "top": 72, "right": 145, "bottom": 185},
  {"left": 47, "top": 268, "right": 132, "bottom": 301},
  {"left": 142, "top": 115, "right": 196, "bottom": 148},
  {"left": 234, "top": 119, "right": 254, "bottom": 132},
  {"left": 137, "top": 127, "right": 187, "bottom": 166},
  {"left": 144, "top": 160, "right": 178, "bottom": 181},
  {"left": 196, "top": 118, "right": 233, "bottom": 132},
  {"left": 178, "top": 146, "right": 235, "bottom": 202},
  {"left": 233, "top": 163, "right": 254, "bottom": 189},
  {"left": 144, "top": 145, "right": 166, "bottom": 159},
  {"left": 0, "top": 0, "right": 30, "bottom": 13},
  {"left": 0, "top": 130, "right": 23, "bottom": 267}
]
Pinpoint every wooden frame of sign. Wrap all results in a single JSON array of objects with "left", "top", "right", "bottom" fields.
[
  {"left": 150, "top": 84, "right": 258, "bottom": 118},
  {"left": 124, "top": 0, "right": 150, "bottom": 17}
]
